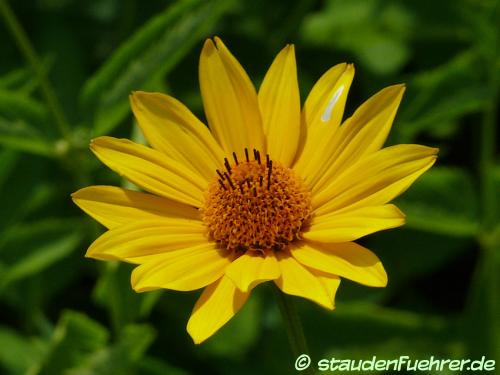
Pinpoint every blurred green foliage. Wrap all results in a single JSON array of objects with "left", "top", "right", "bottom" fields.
[{"left": 0, "top": 0, "right": 498, "bottom": 374}]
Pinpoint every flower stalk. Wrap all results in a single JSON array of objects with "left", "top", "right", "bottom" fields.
[
  {"left": 273, "top": 285, "right": 314, "bottom": 374},
  {"left": 0, "top": 0, "right": 72, "bottom": 142}
]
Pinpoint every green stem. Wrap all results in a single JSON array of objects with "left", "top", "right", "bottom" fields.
[
  {"left": 273, "top": 286, "right": 314, "bottom": 374},
  {"left": 479, "top": 80, "right": 498, "bottom": 232},
  {"left": 0, "top": 0, "right": 72, "bottom": 141},
  {"left": 473, "top": 10, "right": 499, "bottom": 361}
]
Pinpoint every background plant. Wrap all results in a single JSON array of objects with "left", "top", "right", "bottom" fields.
[{"left": 0, "top": 0, "right": 498, "bottom": 374}]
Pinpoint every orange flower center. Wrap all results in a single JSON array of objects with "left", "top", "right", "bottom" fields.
[{"left": 202, "top": 149, "right": 311, "bottom": 253}]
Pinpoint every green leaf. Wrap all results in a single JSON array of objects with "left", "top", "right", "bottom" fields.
[
  {"left": 0, "top": 326, "right": 43, "bottom": 375},
  {"left": 492, "top": 165, "right": 500, "bottom": 223},
  {"left": 397, "top": 51, "right": 489, "bottom": 142},
  {"left": 0, "top": 228, "right": 82, "bottom": 292},
  {"left": 317, "top": 303, "right": 459, "bottom": 373},
  {"left": 395, "top": 167, "right": 480, "bottom": 237},
  {"left": 0, "top": 115, "right": 54, "bottom": 157},
  {"left": 0, "top": 67, "right": 34, "bottom": 90},
  {"left": 0, "top": 182, "right": 55, "bottom": 230},
  {"left": 93, "top": 262, "right": 162, "bottom": 333},
  {"left": 68, "top": 324, "right": 156, "bottom": 375},
  {"left": 0, "top": 57, "right": 52, "bottom": 94},
  {"left": 80, "top": 0, "right": 237, "bottom": 135},
  {"left": 260, "top": 300, "right": 457, "bottom": 375},
  {"left": 0, "top": 89, "right": 47, "bottom": 125},
  {"left": 28, "top": 311, "right": 109, "bottom": 375},
  {"left": 0, "top": 148, "right": 19, "bottom": 190},
  {"left": 0, "top": 88, "right": 54, "bottom": 153},
  {"left": 136, "top": 356, "right": 189, "bottom": 375},
  {"left": 463, "top": 244, "right": 500, "bottom": 362},
  {"left": 299, "top": 0, "right": 412, "bottom": 74}
]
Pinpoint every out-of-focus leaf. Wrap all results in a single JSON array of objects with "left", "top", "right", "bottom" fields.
[
  {"left": 492, "top": 165, "right": 500, "bottom": 223},
  {"left": 0, "top": 218, "right": 83, "bottom": 299},
  {"left": 68, "top": 324, "right": 156, "bottom": 375},
  {"left": 257, "top": 300, "right": 456, "bottom": 375},
  {"left": 364, "top": 228, "right": 471, "bottom": 295},
  {"left": 0, "top": 67, "right": 34, "bottom": 90},
  {"left": 0, "top": 153, "right": 54, "bottom": 227},
  {"left": 0, "top": 183, "right": 55, "bottom": 230},
  {"left": 0, "top": 148, "right": 19, "bottom": 190},
  {"left": 28, "top": 311, "right": 109, "bottom": 375},
  {"left": 395, "top": 167, "right": 480, "bottom": 236},
  {"left": 397, "top": 51, "right": 488, "bottom": 142},
  {"left": 93, "top": 262, "right": 162, "bottom": 333},
  {"left": 0, "top": 89, "right": 48, "bottom": 127},
  {"left": 80, "top": 0, "right": 237, "bottom": 135},
  {"left": 300, "top": 0, "right": 413, "bottom": 74},
  {"left": 0, "top": 326, "right": 43, "bottom": 375},
  {"left": 0, "top": 222, "right": 83, "bottom": 292},
  {"left": 0, "top": 117, "right": 54, "bottom": 157},
  {"left": 38, "top": 15, "right": 86, "bottom": 124},
  {"left": 136, "top": 356, "right": 189, "bottom": 375},
  {"left": 463, "top": 244, "right": 500, "bottom": 363},
  {"left": 0, "top": 57, "right": 52, "bottom": 94}
]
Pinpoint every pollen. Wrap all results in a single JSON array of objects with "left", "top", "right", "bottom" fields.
[{"left": 202, "top": 150, "right": 312, "bottom": 253}]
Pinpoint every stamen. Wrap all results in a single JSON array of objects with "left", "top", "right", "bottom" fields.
[
  {"left": 218, "top": 179, "right": 227, "bottom": 191},
  {"left": 204, "top": 149, "right": 311, "bottom": 254},
  {"left": 224, "top": 158, "right": 232, "bottom": 174},
  {"left": 224, "top": 172, "right": 234, "bottom": 189},
  {"left": 216, "top": 169, "right": 225, "bottom": 180},
  {"left": 267, "top": 160, "right": 273, "bottom": 190}
]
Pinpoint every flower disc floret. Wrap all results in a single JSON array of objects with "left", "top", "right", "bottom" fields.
[{"left": 203, "top": 151, "right": 311, "bottom": 252}]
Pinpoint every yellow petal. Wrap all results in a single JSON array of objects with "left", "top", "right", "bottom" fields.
[
  {"left": 310, "top": 85, "right": 406, "bottom": 192},
  {"left": 225, "top": 251, "right": 280, "bottom": 292},
  {"left": 85, "top": 219, "right": 207, "bottom": 262},
  {"left": 274, "top": 250, "right": 335, "bottom": 309},
  {"left": 303, "top": 63, "right": 354, "bottom": 130},
  {"left": 313, "top": 144, "right": 438, "bottom": 215},
  {"left": 187, "top": 276, "right": 250, "bottom": 344},
  {"left": 258, "top": 45, "right": 300, "bottom": 166},
  {"left": 130, "top": 92, "right": 225, "bottom": 182},
  {"left": 304, "top": 204, "right": 405, "bottom": 243},
  {"left": 131, "top": 243, "right": 232, "bottom": 292},
  {"left": 90, "top": 136, "right": 206, "bottom": 207},
  {"left": 291, "top": 241, "right": 387, "bottom": 287},
  {"left": 310, "top": 270, "right": 341, "bottom": 308},
  {"left": 199, "top": 37, "right": 265, "bottom": 158},
  {"left": 71, "top": 185, "right": 200, "bottom": 229},
  {"left": 293, "top": 63, "right": 354, "bottom": 172}
]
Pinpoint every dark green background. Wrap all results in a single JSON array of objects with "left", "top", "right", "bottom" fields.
[{"left": 0, "top": 0, "right": 498, "bottom": 374}]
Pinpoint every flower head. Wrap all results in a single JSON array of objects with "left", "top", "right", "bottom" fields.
[{"left": 72, "top": 37, "right": 437, "bottom": 344}]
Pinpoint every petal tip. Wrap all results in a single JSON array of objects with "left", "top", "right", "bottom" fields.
[
  {"left": 201, "top": 38, "right": 216, "bottom": 54},
  {"left": 213, "top": 36, "right": 225, "bottom": 49},
  {"left": 376, "top": 269, "right": 388, "bottom": 288},
  {"left": 187, "top": 326, "right": 207, "bottom": 345}
]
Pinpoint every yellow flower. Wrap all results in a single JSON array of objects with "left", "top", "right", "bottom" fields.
[{"left": 72, "top": 37, "right": 437, "bottom": 344}]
